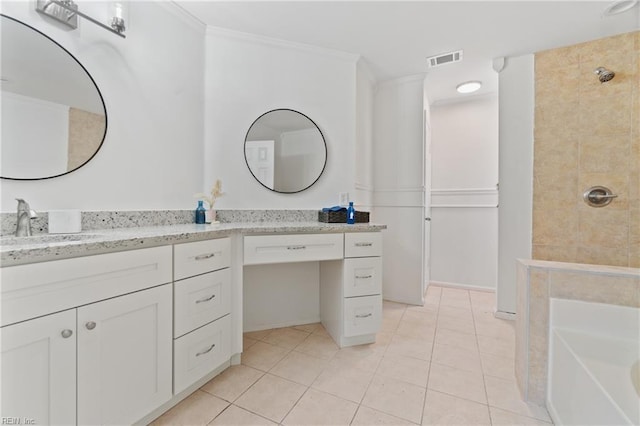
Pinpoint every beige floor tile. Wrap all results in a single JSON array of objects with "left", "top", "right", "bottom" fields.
[
  {"left": 312, "top": 324, "right": 331, "bottom": 338},
  {"left": 362, "top": 375, "right": 426, "bottom": 424},
  {"left": 431, "top": 343, "right": 482, "bottom": 373},
  {"left": 209, "top": 404, "right": 276, "bottom": 425},
  {"left": 406, "top": 303, "right": 439, "bottom": 315},
  {"left": 243, "top": 336, "right": 258, "bottom": 350},
  {"left": 473, "top": 313, "right": 515, "bottom": 340},
  {"left": 477, "top": 334, "right": 515, "bottom": 359},
  {"left": 150, "top": 390, "right": 228, "bottom": 426},
  {"left": 427, "top": 363, "right": 487, "bottom": 404},
  {"left": 480, "top": 352, "right": 516, "bottom": 380},
  {"left": 386, "top": 334, "right": 433, "bottom": 360},
  {"left": 375, "top": 354, "right": 430, "bottom": 387},
  {"left": 332, "top": 343, "right": 385, "bottom": 372},
  {"left": 244, "top": 329, "right": 272, "bottom": 341},
  {"left": 380, "top": 314, "right": 402, "bottom": 334},
  {"left": 241, "top": 341, "right": 290, "bottom": 371},
  {"left": 311, "top": 362, "right": 374, "bottom": 403},
  {"left": 292, "top": 322, "right": 321, "bottom": 333},
  {"left": 440, "top": 288, "right": 471, "bottom": 309},
  {"left": 351, "top": 406, "right": 418, "bottom": 425},
  {"left": 436, "top": 313, "right": 476, "bottom": 335},
  {"left": 282, "top": 388, "right": 358, "bottom": 425},
  {"left": 201, "top": 364, "right": 264, "bottom": 402},
  {"left": 402, "top": 309, "right": 438, "bottom": 324},
  {"left": 375, "top": 331, "right": 394, "bottom": 346},
  {"left": 437, "top": 305, "right": 474, "bottom": 321},
  {"left": 489, "top": 406, "right": 553, "bottom": 425},
  {"left": 395, "top": 319, "right": 437, "bottom": 340},
  {"left": 383, "top": 300, "right": 408, "bottom": 313},
  {"left": 262, "top": 327, "right": 310, "bottom": 349},
  {"left": 469, "top": 290, "right": 496, "bottom": 310},
  {"left": 423, "top": 286, "right": 442, "bottom": 306},
  {"left": 484, "top": 376, "right": 551, "bottom": 422},
  {"left": 295, "top": 334, "right": 339, "bottom": 359},
  {"left": 434, "top": 327, "right": 478, "bottom": 352},
  {"left": 270, "top": 350, "right": 328, "bottom": 386},
  {"left": 234, "top": 374, "right": 306, "bottom": 423},
  {"left": 422, "top": 390, "right": 490, "bottom": 425}
]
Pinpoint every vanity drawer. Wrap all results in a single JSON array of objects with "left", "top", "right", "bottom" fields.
[
  {"left": 174, "top": 269, "right": 231, "bottom": 338},
  {"left": 344, "top": 232, "right": 382, "bottom": 258},
  {"left": 244, "top": 233, "right": 343, "bottom": 265},
  {"left": 343, "top": 295, "right": 382, "bottom": 337},
  {"left": 173, "top": 315, "right": 230, "bottom": 394},
  {"left": 174, "top": 238, "right": 230, "bottom": 280},
  {"left": 1, "top": 246, "right": 172, "bottom": 327},
  {"left": 343, "top": 257, "right": 382, "bottom": 298}
]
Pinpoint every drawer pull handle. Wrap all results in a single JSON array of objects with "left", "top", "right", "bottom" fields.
[
  {"left": 195, "top": 253, "right": 216, "bottom": 261},
  {"left": 61, "top": 329, "right": 73, "bottom": 338},
  {"left": 196, "top": 294, "right": 216, "bottom": 304},
  {"left": 85, "top": 321, "right": 97, "bottom": 330},
  {"left": 287, "top": 245, "right": 306, "bottom": 250},
  {"left": 196, "top": 343, "right": 216, "bottom": 357},
  {"left": 355, "top": 313, "right": 373, "bottom": 318},
  {"left": 355, "top": 275, "right": 373, "bottom": 279},
  {"left": 355, "top": 242, "right": 373, "bottom": 247}
]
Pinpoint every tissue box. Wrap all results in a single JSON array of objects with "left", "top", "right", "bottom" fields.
[
  {"left": 48, "top": 210, "right": 82, "bottom": 234},
  {"left": 318, "top": 210, "right": 369, "bottom": 223}
]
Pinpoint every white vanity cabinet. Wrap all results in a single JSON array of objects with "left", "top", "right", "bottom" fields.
[
  {"left": 172, "top": 238, "right": 232, "bottom": 394},
  {"left": 0, "top": 246, "right": 173, "bottom": 425},
  {"left": 320, "top": 232, "right": 383, "bottom": 347}
]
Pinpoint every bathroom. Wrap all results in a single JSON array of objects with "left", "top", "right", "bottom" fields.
[{"left": 0, "top": 1, "right": 638, "bottom": 425}]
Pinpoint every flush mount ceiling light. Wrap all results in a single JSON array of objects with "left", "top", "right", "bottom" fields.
[
  {"left": 456, "top": 81, "right": 482, "bottom": 94},
  {"left": 603, "top": 0, "right": 638, "bottom": 16}
]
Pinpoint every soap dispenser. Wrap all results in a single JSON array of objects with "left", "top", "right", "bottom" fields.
[
  {"left": 195, "top": 200, "right": 206, "bottom": 224},
  {"left": 347, "top": 201, "right": 356, "bottom": 225}
]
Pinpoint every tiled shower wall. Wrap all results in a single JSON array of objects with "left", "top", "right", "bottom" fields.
[{"left": 532, "top": 31, "right": 639, "bottom": 267}]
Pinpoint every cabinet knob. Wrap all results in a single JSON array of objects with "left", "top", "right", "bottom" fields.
[
  {"left": 85, "top": 321, "right": 97, "bottom": 330},
  {"left": 61, "top": 329, "right": 73, "bottom": 338}
]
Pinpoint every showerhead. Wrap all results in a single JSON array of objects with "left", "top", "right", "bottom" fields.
[{"left": 594, "top": 67, "right": 615, "bottom": 83}]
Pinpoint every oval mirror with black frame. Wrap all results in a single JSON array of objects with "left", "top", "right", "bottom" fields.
[
  {"left": 0, "top": 14, "right": 107, "bottom": 181},
  {"left": 244, "top": 109, "right": 327, "bottom": 193}
]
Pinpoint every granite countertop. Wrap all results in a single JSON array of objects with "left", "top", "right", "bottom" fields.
[{"left": 0, "top": 221, "right": 386, "bottom": 267}]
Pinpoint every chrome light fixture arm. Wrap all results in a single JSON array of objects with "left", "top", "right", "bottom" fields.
[{"left": 36, "top": 0, "right": 126, "bottom": 38}]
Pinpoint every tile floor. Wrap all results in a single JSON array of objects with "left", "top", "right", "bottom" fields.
[{"left": 151, "top": 286, "right": 553, "bottom": 425}]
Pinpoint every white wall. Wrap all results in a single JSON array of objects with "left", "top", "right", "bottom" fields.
[
  {"left": 203, "top": 27, "right": 359, "bottom": 209},
  {"left": 497, "top": 55, "right": 534, "bottom": 314},
  {"left": 0, "top": 2, "right": 205, "bottom": 211},
  {"left": 355, "top": 61, "right": 375, "bottom": 208},
  {"left": 429, "top": 95, "right": 499, "bottom": 291},
  {"left": 372, "top": 75, "right": 426, "bottom": 305}
]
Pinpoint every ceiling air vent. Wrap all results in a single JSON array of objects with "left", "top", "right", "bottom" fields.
[{"left": 427, "top": 50, "right": 463, "bottom": 68}]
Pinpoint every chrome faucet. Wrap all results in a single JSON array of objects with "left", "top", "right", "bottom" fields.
[{"left": 15, "top": 198, "right": 37, "bottom": 237}]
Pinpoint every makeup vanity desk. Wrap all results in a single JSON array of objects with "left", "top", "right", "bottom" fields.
[{"left": 0, "top": 220, "right": 385, "bottom": 425}]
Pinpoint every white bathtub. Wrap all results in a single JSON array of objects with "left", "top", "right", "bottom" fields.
[{"left": 548, "top": 298, "right": 640, "bottom": 425}]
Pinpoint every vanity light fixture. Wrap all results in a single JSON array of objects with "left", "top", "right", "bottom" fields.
[
  {"left": 456, "top": 80, "right": 482, "bottom": 94},
  {"left": 36, "top": 0, "right": 126, "bottom": 38},
  {"left": 603, "top": 0, "right": 638, "bottom": 16}
]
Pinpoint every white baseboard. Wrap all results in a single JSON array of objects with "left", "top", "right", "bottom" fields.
[
  {"left": 494, "top": 310, "right": 516, "bottom": 321},
  {"left": 429, "top": 280, "right": 495, "bottom": 293}
]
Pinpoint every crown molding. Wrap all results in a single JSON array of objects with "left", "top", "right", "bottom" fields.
[
  {"left": 162, "top": 1, "right": 207, "bottom": 35},
  {"left": 206, "top": 26, "right": 360, "bottom": 63}
]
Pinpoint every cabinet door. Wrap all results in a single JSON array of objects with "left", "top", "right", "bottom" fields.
[
  {"left": 77, "top": 284, "right": 172, "bottom": 425},
  {"left": 1, "top": 310, "right": 76, "bottom": 425}
]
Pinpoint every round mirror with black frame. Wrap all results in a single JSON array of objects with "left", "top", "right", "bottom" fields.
[
  {"left": 244, "top": 109, "right": 327, "bottom": 194},
  {"left": 0, "top": 14, "right": 107, "bottom": 181}
]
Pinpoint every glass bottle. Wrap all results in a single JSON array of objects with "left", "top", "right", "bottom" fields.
[
  {"left": 347, "top": 201, "right": 356, "bottom": 224},
  {"left": 195, "top": 200, "right": 206, "bottom": 224}
]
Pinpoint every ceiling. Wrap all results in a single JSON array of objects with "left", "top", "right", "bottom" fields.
[{"left": 174, "top": 1, "right": 639, "bottom": 103}]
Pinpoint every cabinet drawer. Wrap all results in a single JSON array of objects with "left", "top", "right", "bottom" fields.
[
  {"left": 244, "top": 234, "right": 343, "bottom": 265},
  {"left": 343, "top": 295, "right": 382, "bottom": 337},
  {"left": 174, "top": 238, "right": 230, "bottom": 280},
  {"left": 174, "top": 269, "right": 231, "bottom": 338},
  {"left": 343, "top": 257, "right": 382, "bottom": 298},
  {"left": 174, "top": 315, "right": 230, "bottom": 394},
  {"left": 1, "top": 246, "right": 172, "bottom": 327},
  {"left": 344, "top": 232, "right": 382, "bottom": 258}
]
